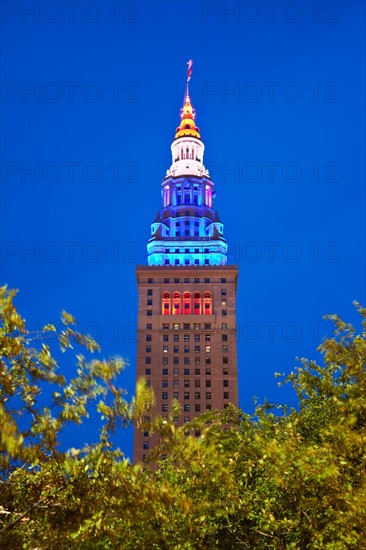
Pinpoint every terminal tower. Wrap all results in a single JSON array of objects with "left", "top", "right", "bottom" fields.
[{"left": 134, "top": 62, "right": 238, "bottom": 463}]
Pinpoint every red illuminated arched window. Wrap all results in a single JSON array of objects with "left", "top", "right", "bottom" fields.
[
  {"left": 193, "top": 292, "right": 201, "bottom": 315},
  {"left": 173, "top": 292, "right": 181, "bottom": 315},
  {"left": 183, "top": 292, "right": 192, "bottom": 314},
  {"left": 203, "top": 292, "right": 212, "bottom": 315},
  {"left": 162, "top": 292, "right": 171, "bottom": 315}
]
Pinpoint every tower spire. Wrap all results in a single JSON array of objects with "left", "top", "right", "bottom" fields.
[{"left": 175, "top": 60, "right": 200, "bottom": 140}]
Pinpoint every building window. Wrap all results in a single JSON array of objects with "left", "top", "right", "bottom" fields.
[
  {"left": 222, "top": 345, "right": 228, "bottom": 353},
  {"left": 184, "top": 404, "right": 190, "bottom": 411},
  {"left": 224, "top": 392, "right": 229, "bottom": 399},
  {"left": 195, "top": 392, "right": 201, "bottom": 399},
  {"left": 184, "top": 416, "right": 190, "bottom": 423},
  {"left": 173, "top": 323, "right": 180, "bottom": 330},
  {"left": 221, "top": 289, "right": 227, "bottom": 296},
  {"left": 162, "top": 392, "right": 168, "bottom": 400},
  {"left": 145, "top": 368, "right": 151, "bottom": 375},
  {"left": 184, "top": 278, "right": 190, "bottom": 283},
  {"left": 221, "top": 323, "right": 227, "bottom": 330},
  {"left": 223, "top": 368, "right": 229, "bottom": 375},
  {"left": 173, "top": 368, "right": 179, "bottom": 375},
  {"left": 195, "top": 368, "right": 200, "bottom": 375},
  {"left": 173, "top": 392, "right": 179, "bottom": 400},
  {"left": 194, "top": 335, "right": 200, "bottom": 342},
  {"left": 195, "top": 379, "right": 200, "bottom": 387},
  {"left": 205, "top": 368, "right": 211, "bottom": 375},
  {"left": 204, "top": 323, "right": 211, "bottom": 330},
  {"left": 162, "top": 380, "right": 168, "bottom": 387},
  {"left": 148, "top": 278, "right": 153, "bottom": 284},
  {"left": 146, "top": 323, "right": 152, "bottom": 330},
  {"left": 163, "top": 334, "right": 169, "bottom": 342},
  {"left": 194, "top": 278, "right": 200, "bottom": 283},
  {"left": 143, "top": 441, "right": 149, "bottom": 449},
  {"left": 145, "top": 357, "right": 151, "bottom": 364},
  {"left": 184, "top": 357, "right": 190, "bottom": 364},
  {"left": 222, "top": 310, "right": 227, "bottom": 316},
  {"left": 183, "top": 292, "right": 191, "bottom": 314},
  {"left": 206, "top": 392, "right": 212, "bottom": 399},
  {"left": 173, "top": 293, "right": 181, "bottom": 314},
  {"left": 163, "top": 357, "right": 168, "bottom": 364},
  {"left": 163, "top": 346, "right": 168, "bottom": 353},
  {"left": 147, "top": 289, "right": 153, "bottom": 296},
  {"left": 164, "top": 278, "right": 170, "bottom": 283},
  {"left": 221, "top": 299, "right": 227, "bottom": 306},
  {"left": 195, "top": 346, "right": 200, "bottom": 353},
  {"left": 184, "top": 334, "right": 190, "bottom": 342},
  {"left": 184, "top": 392, "right": 190, "bottom": 400},
  {"left": 162, "top": 292, "right": 171, "bottom": 315},
  {"left": 143, "top": 430, "right": 149, "bottom": 437},
  {"left": 206, "top": 380, "right": 211, "bottom": 387},
  {"left": 147, "top": 310, "right": 152, "bottom": 316},
  {"left": 184, "top": 346, "right": 190, "bottom": 353},
  {"left": 223, "top": 380, "right": 229, "bottom": 387},
  {"left": 146, "top": 334, "right": 152, "bottom": 341},
  {"left": 195, "top": 357, "right": 200, "bottom": 365},
  {"left": 206, "top": 404, "right": 212, "bottom": 411},
  {"left": 163, "top": 368, "right": 168, "bottom": 375},
  {"left": 174, "top": 346, "right": 179, "bottom": 353},
  {"left": 221, "top": 278, "right": 226, "bottom": 283},
  {"left": 173, "top": 334, "right": 179, "bottom": 342},
  {"left": 174, "top": 278, "right": 180, "bottom": 283},
  {"left": 163, "top": 323, "right": 169, "bottom": 330},
  {"left": 146, "top": 346, "right": 151, "bottom": 353},
  {"left": 184, "top": 380, "right": 190, "bottom": 388},
  {"left": 173, "top": 379, "right": 179, "bottom": 387},
  {"left": 173, "top": 357, "right": 179, "bottom": 365},
  {"left": 222, "top": 334, "right": 228, "bottom": 341},
  {"left": 193, "top": 292, "right": 201, "bottom": 314},
  {"left": 204, "top": 278, "right": 210, "bottom": 283},
  {"left": 205, "top": 358, "right": 211, "bottom": 364},
  {"left": 162, "top": 404, "right": 168, "bottom": 412},
  {"left": 223, "top": 357, "right": 228, "bottom": 364},
  {"left": 183, "top": 323, "right": 190, "bottom": 330},
  {"left": 194, "top": 323, "right": 200, "bottom": 330},
  {"left": 195, "top": 404, "right": 201, "bottom": 412}
]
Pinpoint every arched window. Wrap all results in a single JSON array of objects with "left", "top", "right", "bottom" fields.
[
  {"left": 183, "top": 292, "right": 191, "bottom": 314},
  {"left": 162, "top": 292, "right": 171, "bottom": 315},
  {"left": 193, "top": 292, "right": 201, "bottom": 315},
  {"left": 203, "top": 292, "right": 212, "bottom": 315},
  {"left": 172, "top": 292, "right": 181, "bottom": 315}
]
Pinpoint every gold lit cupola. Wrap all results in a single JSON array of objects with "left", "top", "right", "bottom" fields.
[
  {"left": 174, "top": 85, "right": 201, "bottom": 139},
  {"left": 167, "top": 60, "right": 209, "bottom": 179}
]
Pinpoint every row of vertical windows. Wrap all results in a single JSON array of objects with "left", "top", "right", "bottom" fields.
[
  {"left": 146, "top": 278, "right": 227, "bottom": 284},
  {"left": 146, "top": 333, "right": 228, "bottom": 342},
  {"left": 162, "top": 292, "right": 212, "bottom": 315},
  {"left": 145, "top": 367, "right": 229, "bottom": 376},
  {"left": 159, "top": 323, "right": 227, "bottom": 330}
]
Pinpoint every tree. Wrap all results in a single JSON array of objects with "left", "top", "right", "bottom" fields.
[{"left": 1, "top": 285, "right": 365, "bottom": 549}]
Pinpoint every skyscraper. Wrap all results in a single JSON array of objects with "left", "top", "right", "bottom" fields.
[{"left": 134, "top": 63, "right": 238, "bottom": 463}]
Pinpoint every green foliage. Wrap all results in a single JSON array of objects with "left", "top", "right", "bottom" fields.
[{"left": 1, "top": 286, "right": 365, "bottom": 549}]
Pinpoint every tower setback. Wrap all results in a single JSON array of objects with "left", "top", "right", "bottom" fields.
[{"left": 134, "top": 63, "right": 238, "bottom": 463}]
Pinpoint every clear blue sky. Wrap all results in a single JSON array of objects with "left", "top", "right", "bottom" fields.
[{"left": 1, "top": 0, "right": 365, "bottom": 460}]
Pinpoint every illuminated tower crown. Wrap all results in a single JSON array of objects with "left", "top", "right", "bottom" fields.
[{"left": 147, "top": 61, "right": 228, "bottom": 267}]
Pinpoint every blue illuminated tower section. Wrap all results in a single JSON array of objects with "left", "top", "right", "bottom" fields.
[{"left": 147, "top": 82, "right": 228, "bottom": 267}]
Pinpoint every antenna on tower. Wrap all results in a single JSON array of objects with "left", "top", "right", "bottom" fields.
[{"left": 186, "top": 59, "right": 193, "bottom": 98}]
